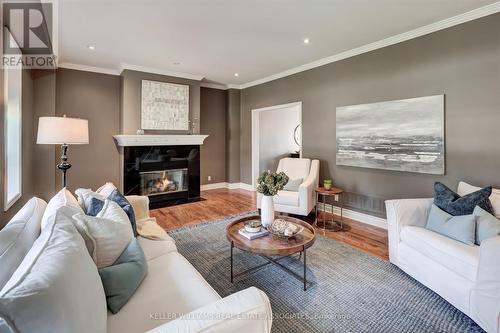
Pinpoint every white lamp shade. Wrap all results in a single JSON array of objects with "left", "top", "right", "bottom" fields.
[{"left": 37, "top": 116, "right": 89, "bottom": 144}]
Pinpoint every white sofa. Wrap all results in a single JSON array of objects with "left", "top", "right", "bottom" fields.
[
  {"left": 0, "top": 195, "right": 273, "bottom": 333},
  {"left": 386, "top": 186, "right": 500, "bottom": 333},
  {"left": 257, "top": 158, "right": 320, "bottom": 216}
]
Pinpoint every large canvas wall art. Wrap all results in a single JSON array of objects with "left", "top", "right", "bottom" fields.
[
  {"left": 141, "top": 80, "right": 189, "bottom": 130},
  {"left": 336, "top": 95, "right": 445, "bottom": 175}
]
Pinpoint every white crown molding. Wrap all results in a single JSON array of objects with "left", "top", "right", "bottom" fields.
[
  {"left": 238, "top": 2, "right": 500, "bottom": 89},
  {"left": 119, "top": 63, "right": 205, "bottom": 81},
  {"left": 58, "top": 62, "right": 121, "bottom": 76},
  {"left": 200, "top": 82, "right": 228, "bottom": 90},
  {"left": 113, "top": 134, "right": 209, "bottom": 146}
]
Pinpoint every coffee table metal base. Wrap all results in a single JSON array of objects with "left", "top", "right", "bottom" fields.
[{"left": 230, "top": 241, "right": 308, "bottom": 291}]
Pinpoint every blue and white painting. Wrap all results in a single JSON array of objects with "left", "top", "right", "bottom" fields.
[{"left": 336, "top": 95, "right": 444, "bottom": 175}]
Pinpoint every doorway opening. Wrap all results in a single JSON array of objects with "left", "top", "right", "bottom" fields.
[{"left": 251, "top": 102, "right": 302, "bottom": 189}]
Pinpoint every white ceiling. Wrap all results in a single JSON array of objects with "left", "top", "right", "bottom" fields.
[{"left": 58, "top": 0, "right": 500, "bottom": 87}]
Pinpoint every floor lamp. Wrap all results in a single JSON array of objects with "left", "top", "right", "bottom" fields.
[{"left": 37, "top": 116, "right": 89, "bottom": 188}]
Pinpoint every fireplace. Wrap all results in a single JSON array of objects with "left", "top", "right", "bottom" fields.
[{"left": 122, "top": 144, "right": 201, "bottom": 208}]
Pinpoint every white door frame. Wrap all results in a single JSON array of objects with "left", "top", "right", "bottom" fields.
[{"left": 251, "top": 101, "right": 302, "bottom": 189}]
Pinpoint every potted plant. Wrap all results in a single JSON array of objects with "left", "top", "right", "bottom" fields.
[
  {"left": 323, "top": 179, "right": 333, "bottom": 190},
  {"left": 256, "top": 171, "right": 289, "bottom": 228}
]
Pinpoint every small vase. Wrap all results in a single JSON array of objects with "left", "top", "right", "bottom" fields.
[{"left": 261, "top": 195, "right": 275, "bottom": 229}]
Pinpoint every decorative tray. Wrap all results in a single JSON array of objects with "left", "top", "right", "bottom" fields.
[{"left": 267, "top": 219, "right": 304, "bottom": 240}]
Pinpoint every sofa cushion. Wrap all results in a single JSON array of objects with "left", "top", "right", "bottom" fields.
[
  {"left": 425, "top": 204, "right": 476, "bottom": 245},
  {"left": 0, "top": 198, "right": 47, "bottom": 290},
  {"left": 277, "top": 158, "right": 310, "bottom": 181},
  {"left": 0, "top": 207, "right": 107, "bottom": 333},
  {"left": 99, "top": 238, "right": 147, "bottom": 314},
  {"left": 41, "top": 188, "right": 83, "bottom": 229},
  {"left": 274, "top": 190, "right": 300, "bottom": 206},
  {"left": 401, "top": 226, "right": 480, "bottom": 281},
  {"left": 107, "top": 252, "right": 220, "bottom": 333},
  {"left": 433, "top": 182, "right": 493, "bottom": 216},
  {"left": 473, "top": 206, "right": 500, "bottom": 245},
  {"left": 72, "top": 200, "right": 134, "bottom": 268},
  {"left": 459, "top": 181, "right": 500, "bottom": 219},
  {"left": 138, "top": 236, "right": 177, "bottom": 261}
]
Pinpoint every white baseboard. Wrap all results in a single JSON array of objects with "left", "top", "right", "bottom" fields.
[
  {"left": 201, "top": 182, "right": 254, "bottom": 191},
  {"left": 317, "top": 202, "right": 387, "bottom": 230},
  {"left": 200, "top": 184, "right": 386, "bottom": 230}
]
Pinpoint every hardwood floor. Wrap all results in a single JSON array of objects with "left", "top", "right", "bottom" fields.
[{"left": 151, "top": 188, "right": 389, "bottom": 260}]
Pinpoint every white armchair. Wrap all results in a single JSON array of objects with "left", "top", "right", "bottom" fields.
[
  {"left": 386, "top": 197, "right": 500, "bottom": 333},
  {"left": 257, "top": 158, "right": 319, "bottom": 216}
]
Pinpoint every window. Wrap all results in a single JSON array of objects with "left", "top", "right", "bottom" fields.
[{"left": 4, "top": 32, "right": 22, "bottom": 211}]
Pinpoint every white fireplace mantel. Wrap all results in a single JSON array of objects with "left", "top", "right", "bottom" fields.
[{"left": 113, "top": 134, "right": 209, "bottom": 146}]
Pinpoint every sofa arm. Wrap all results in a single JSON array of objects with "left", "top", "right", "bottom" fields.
[
  {"left": 146, "top": 287, "right": 272, "bottom": 333},
  {"left": 470, "top": 236, "right": 500, "bottom": 333},
  {"left": 126, "top": 195, "right": 150, "bottom": 221},
  {"left": 298, "top": 160, "right": 320, "bottom": 214},
  {"left": 385, "top": 198, "right": 433, "bottom": 264}
]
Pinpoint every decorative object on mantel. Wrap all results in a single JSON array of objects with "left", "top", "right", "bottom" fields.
[
  {"left": 141, "top": 80, "right": 189, "bottom": 131},
  {"left": 336, "top": 95, "right": 444, "bottom": 175},
  {"left": 256, "top": 171, "right": 289, "bottom": 228},
  {"left": 136, "top": 129, "right": 145, "bottom": 135},
  {"left": 113, "top": 134, "right": 208, "bottom": 147},
  {"left": 37, "top": 115, "right": 89, "bottom": 188},
  {"left": 323, "top": 179, "right": 333, "bottom": 190}
]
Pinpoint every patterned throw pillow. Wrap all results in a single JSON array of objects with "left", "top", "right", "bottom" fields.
[
  {"left": 76, "top": 184, "right": 138, "bottom": 237},
  {"left": 434, "top": 182, "right": 493, "bottom": 216}
]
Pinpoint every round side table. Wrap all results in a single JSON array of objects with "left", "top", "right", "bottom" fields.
[{"left": 314, "top": 187, "right": 344, "bottom": 231}]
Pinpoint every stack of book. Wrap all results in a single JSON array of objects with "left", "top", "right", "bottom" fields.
[{"left": 238, "top": 228, "right": 269, "bottom": 240}]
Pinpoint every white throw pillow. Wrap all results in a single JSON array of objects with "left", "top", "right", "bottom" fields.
[
  {"left": 41, "top": 188, "right": 83, "bottom": 229},
  {"left": 0, "top": 207, "right": 107, "bottom": 333},
  {"left": 72, "top": 200, "right": 133, "bottom": 268},
  {"left": 96, "top": 182, "right": 118, "bottom": 197},
  {"left": 458, "top": 181, "right": 500, "bottom": 219}
]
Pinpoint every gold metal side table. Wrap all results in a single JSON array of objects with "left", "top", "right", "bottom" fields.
[{"left": 314, "top": 187, "right": 344, "bottom": 231}]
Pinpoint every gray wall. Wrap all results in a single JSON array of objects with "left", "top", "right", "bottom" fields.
[
  {"left": 32, "top": 71, "right": 56, "bottom": 200},
  {"left": 0, "top": 70, "right": 37, "bottom": 226},
  {"left": 120, "top": 70, "right": 201, "bottom": 135},
  {"left": 55, "top": 68, "right": 121, "bottom": 192},
  {"left": 240, "top": 13, "right": 500, "bottom": 217},
  {"left": 200, "top": 87, "right": 227, "bottom": 185},
  {"left": 226, "top": 89, "right": 241, "bottom": 183}
]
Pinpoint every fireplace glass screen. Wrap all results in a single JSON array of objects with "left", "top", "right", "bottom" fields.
[{"left": 140, "top": 168, "right": 188, "bottom": 196}]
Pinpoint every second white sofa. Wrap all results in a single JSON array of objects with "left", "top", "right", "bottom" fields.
[{"left": 386, "top": 182, "right": 500, "bottom": 333}]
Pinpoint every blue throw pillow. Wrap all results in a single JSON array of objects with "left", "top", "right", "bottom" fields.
[
  {"left": 108, "top": 189, "right": 138, "bottom": 237},
  {"left": 473, "top": 206, "right": 500, "bottom": 245},
  {"left": 86, "top": 197, "right": 105, "bottom": 217},
  {"left": 98, "top": 238, "right": 147, "bottom": 314},
  {"left": 434, "top": 182, "right": 493, "bottom": 216},
  {"left": 426, "top": 204, "right": 476, "bottom": 245}
]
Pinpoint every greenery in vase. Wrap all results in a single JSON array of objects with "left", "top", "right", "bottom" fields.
[{"left": 256, "top": 171, "right": 289, "bottom": 196}]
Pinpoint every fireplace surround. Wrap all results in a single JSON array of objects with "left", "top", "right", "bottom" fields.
[
  {"left": 123, "top": 145, "right": 200, "bottom": 208},
  {"left": 114, "top": 135, "right": 208, "bottom": 209}
]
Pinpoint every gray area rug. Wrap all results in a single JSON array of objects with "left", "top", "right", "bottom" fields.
[{"left": 168, "top": 212, "right": 484, "bottom": 333}]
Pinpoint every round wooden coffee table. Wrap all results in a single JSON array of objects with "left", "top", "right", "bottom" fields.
[{"left": 226, "top": 215, "right": 315, "bottom": 290}]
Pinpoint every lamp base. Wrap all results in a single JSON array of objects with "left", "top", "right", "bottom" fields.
[{"left": 58, "top": 144, "right": 72, "bottom": 188}]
